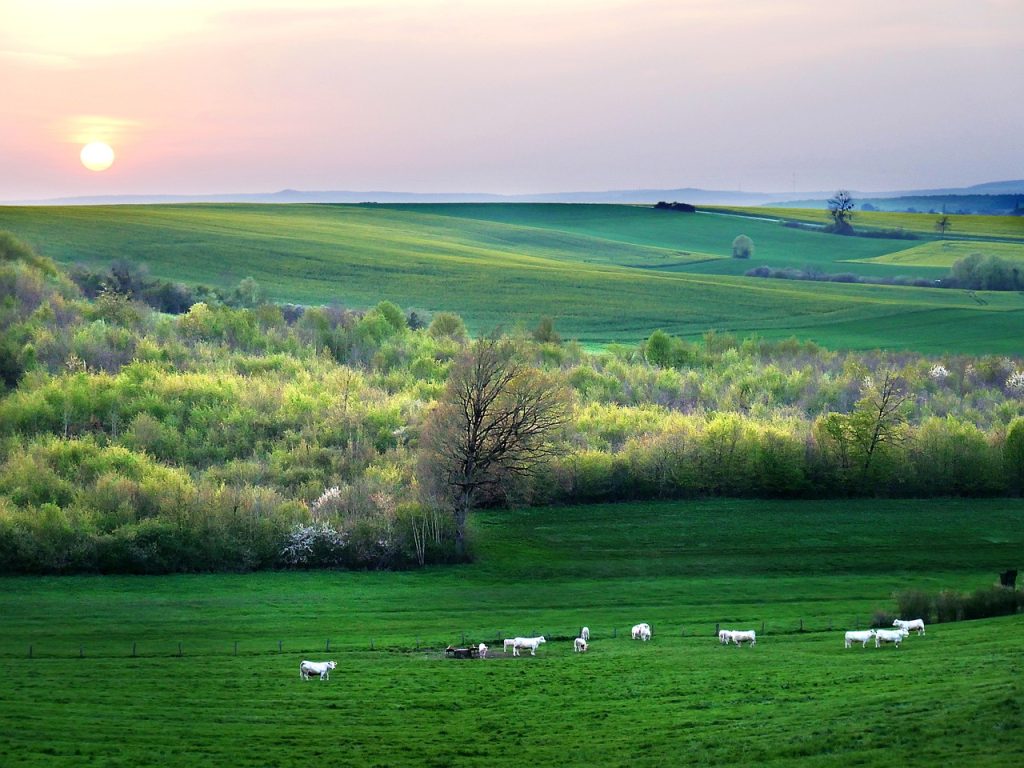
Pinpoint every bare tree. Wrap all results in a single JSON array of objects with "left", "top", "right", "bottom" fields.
[
  {"left": 419, "top": 336, "right": 571, "bottom": 556},
  {"left": 827, "top": 190, "right": 855, "bottom": 234},
  {"left": 824, "top": 370, "right": 910, "bottom": 487},
  {"left": 935, "top": 215, "right": 952, "bottom": 237}
]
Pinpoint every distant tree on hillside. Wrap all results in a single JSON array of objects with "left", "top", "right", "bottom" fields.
[
  {"left": 935, "top": 215, "right": 952, "bottom": 237},
  {"left": 826, "top": 190, "right": 855, "bottom": 235},
  {"left": 732, "top": 234, "right": 754, "bottom": 259}
]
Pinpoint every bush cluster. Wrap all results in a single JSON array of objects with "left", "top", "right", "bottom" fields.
[{"left": 895, "top": 586, "right": 1024, "bottom": 624}]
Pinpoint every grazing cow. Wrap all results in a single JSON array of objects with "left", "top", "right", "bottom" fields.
[
  {"left": 581, "top": 626, "right": 590, "bottom": 642},
  {"left": 730, "top": 630, "right": 756, "bottom": 646},
  {"left": 844, "top": 630, "right": 876, "bottom": 648},
  {"left": 478, "top": 643, "right": 488, "bottom": 658},
  {"left": 512, "top": 636, "right": 546, "bottom": 656},
  {"left": 718, "top": 629, "right": 734, "bottom": 644},
  {"left": 574, "top": 637, "right": 588, "bottom": 653},
  {"left": 503, "top": 639, "right": 516, "bottom": 654},
  {"left": 631, "top": 623, "right": 652, "bottom": 641},
  {"left": 299, "top": 660, "right": 337, "bottom": 680},
  {"left": 875, "top": 628, "right": 909, "bottom": 648},
  {"left": 892, "top": 618, "right": 926, "bottom": 636}
]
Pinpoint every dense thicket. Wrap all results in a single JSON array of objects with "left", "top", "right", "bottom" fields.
[{"left": 2, "top": 233, "right": 1023, "bottom": 573}]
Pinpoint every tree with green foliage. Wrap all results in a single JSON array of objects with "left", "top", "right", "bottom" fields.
[
  {"left": 532, "top": 317, "right": 561, "bottom": 344},
  {"left": 731, "top": 234, "right": 754, "bottom": 259},
  {"left": 428, "top": 312, "right": 468, "bottom": 342},
  {"left": 419, "top": 337, "right": 570, "bottom": 557},
  {"left": 1005, "top": 418, "right": 1024, "bottom": 496},
  {"left": 826, "top": 190, "right": 855, "bottom": 235}
]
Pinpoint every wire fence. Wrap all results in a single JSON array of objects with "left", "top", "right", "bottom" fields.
[{"left": 4, "top": 617, "right": 881, "bottom": 660}]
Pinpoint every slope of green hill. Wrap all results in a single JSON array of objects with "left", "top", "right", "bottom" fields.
[{"left": 1, "top": 203, "right": 1022, "bottom": 352}]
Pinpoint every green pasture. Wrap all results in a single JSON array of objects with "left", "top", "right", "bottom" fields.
[
  {"left": 859, "top": 240, "right": 1024, "bottom": 268},
  {"left": 1, "top": 499, "right": 1022, "bottom": 766},
  {"left": 729, "top": 206, "right": 1024, "bottom": 240},
  {"left": 1, "top": 203, "right": 1023, "bottom": 352}
]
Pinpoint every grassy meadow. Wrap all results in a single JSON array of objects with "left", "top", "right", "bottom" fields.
[
  {"left": 1, "top": 203, "right": 1023, "bottom": 352},
  {"left": 1, "top": 499, "right": 1022, "bottom": 767},
  {"left": 859, "top": 240, "right": 1024, "bottom": 268}
]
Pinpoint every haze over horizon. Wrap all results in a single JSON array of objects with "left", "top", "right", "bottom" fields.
[{"left": 2, "top": 0, "right": 1022, "bottom": 202}]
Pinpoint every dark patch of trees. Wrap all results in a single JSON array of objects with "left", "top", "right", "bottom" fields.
[
  {"left": 947, "top": 253, "right": 1024, "bottom": 291},
  {"left": 654, "top": 201, "right": 697, "bottom": 212}
]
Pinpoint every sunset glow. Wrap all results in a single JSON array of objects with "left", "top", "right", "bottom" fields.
[{"left": 0, "top": 0, "right": 1021, "bottom": 201}]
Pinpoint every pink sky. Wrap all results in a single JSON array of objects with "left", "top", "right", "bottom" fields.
[{"left": 2, "top": 0, "right": 1022, "bottom": 200}]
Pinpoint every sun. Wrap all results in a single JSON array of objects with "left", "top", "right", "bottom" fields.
[{"left": 80, "top": 142, "right": 115, "bottom": 172}]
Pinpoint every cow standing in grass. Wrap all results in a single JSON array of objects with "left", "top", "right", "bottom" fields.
[{"left": 300, "top": 660, "right": 337, "bottom": 680}]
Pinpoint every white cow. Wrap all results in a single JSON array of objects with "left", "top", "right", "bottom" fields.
[
  {"left": 574, "top": 637, "right": 588, "bottom": 653},
  {"left": 631, "top": 623, "right": 652, "bottom": 641},
  {"left": 299, "top": 660, "right": 337, "bottom": 680},
  {"left": 718, "top": 629, "right": 733, "bottom": 644},
  {"left": 581, "top": 626, "right": 590, "bottom": 642},
  {"left": 893, "top": 618, "right": 926, "bottom": 636},
  {"left": 844, "top": 629, "right": 876, "bottom": 648},
  {"left": 875, "top": 628, "right": 909, "bottom": 648},
  {"left": 503, "top": 639, "right": 516, "bottom": 654},
  {"left": 731, "top": 630, "right": 756, "bottom": 646},
  {"left": 512, "top": 636, "right": 546, "bottom": 656},
  {"left": 478, "top": 643, "right": 488, "bottom": 658}
]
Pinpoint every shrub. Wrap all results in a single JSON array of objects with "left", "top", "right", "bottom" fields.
[
  {"left": 279, "top": 523, "right": 349, "bottom": 568},
  {"left": 732, "top": 235, "right": 754, "bottom": 259},
  {"left": 894, "top": 589, "right": 933, "bottom": 624}
]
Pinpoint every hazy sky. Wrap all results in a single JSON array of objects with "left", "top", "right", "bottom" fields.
[{"left": 2, "top": 0, "right": 1022, "bottom": 199}]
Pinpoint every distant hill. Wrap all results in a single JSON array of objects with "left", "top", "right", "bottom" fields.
[{"left": 6, "top": 180, "right": 1023, "bottom": 208}]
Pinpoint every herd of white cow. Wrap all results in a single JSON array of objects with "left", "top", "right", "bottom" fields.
[{"left": 299, "top": 617, "right": 927, "bottom": 679}]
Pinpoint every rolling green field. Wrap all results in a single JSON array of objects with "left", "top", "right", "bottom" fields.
[
  {"left": 729, "top": 206, "right": 1024, "bottom": 240},
  {"left": 1, "top": 499, "right": 1022, "bottom": 766},
  {"left": 1, "top": 203, "right": 1024, "bottom": 352},
  {"left": 859, "top": 240, "right": 1024, "bottom": 267}
]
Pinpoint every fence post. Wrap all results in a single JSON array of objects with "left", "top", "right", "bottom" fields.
[
  {"left": 612, "top": 627, "right": 617, "bottom": 638},
  {"left": 234, "top": 642, "right": 238, "bottom": 657},
  {"left": 132, "top": 642, "right": 137, "bottom": 658},
  {"left": 715, "top": 622, "right": 720, "bottom": 636},
  {"left": 178, "top": 642, "right": 182, "bottom": 657},
  {"left": 80, "top": 646, "right": 84, "bottom": 658},
  {"left": 416, "top": 637, "right": 420, "bottom": 651},
  {"left": 370, "top": 638, "right": 374, "bottom": 651},
  {"left": 278, "top": 640, "right": 282, "bottom": 653}
]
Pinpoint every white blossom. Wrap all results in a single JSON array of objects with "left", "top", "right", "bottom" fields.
[{"left": 1007, "top": 370, "right": 1024, "bottom": 396}]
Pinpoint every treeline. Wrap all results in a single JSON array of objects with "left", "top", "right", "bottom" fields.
[
  {"left": 746, "top": 252, "right": 1024, "bottom": 291},
  {"left": 2, "top": 232, "right": 1024, "bottom": 574}
]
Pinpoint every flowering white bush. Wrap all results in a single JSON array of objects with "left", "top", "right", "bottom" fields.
[
  {"left": 1007, "top": 370, "right": 1024, "bottom": 396},
  {"left": 928, "top": 364, "right": 950, "bottom": 381},
  {"left": 309, "top": 486, "right": 343, "bottom": 520},
  {"left": 280, "top": 522, "right": 348, "bottom": 567}
]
